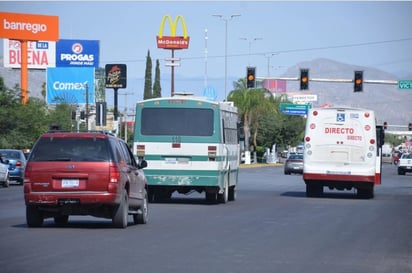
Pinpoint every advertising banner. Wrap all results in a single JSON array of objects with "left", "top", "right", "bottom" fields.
[
  {"left": 263, "top": 79, "right": 286, "bottom": 93},
  {"left": 3, "top": 39, "right": 56, "bottom": 69},
  {"left": 47, "top": 67, "right": 95, "bottom": 105},
  {"left": 156, "top": 15, "right": 190, "bottom": 49},
  {"left": 56, "top": 39, "right": 99, "bottom": 68},
  {"left": 105, "top": 64, "right": 127, "bottom": 88},
  {"left": 0, "top": 12, "right": 59, "bottom": 41}
]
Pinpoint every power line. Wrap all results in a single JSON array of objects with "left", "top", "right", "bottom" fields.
[{"left": 99, "top": 37, "right": 412, "bottom": 64}]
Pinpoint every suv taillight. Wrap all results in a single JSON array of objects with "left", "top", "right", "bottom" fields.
[{"left": 109, "top": 163, "right": 120, "bottom": 183}]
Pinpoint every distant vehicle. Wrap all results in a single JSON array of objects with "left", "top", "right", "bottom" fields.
[
  {"left": 0, "top": 156, "right": 10, "bottom": 187},
  {"left": 0, "top": 149, "right": 26, "bottom": 185},
  {"left": 133, "top": 96, "right": 240, "bottom": 204},
  {"left": 284, "top": 153, "right": 304, "bottom": 175},
  {"left": 303, "top": 107, "right": 384, "bottom": 199},
  {"left": 397, "top": 153, "right": 412, "bottom": 175},
  {"left": 24, "top": 131, "right": 148, "bottom": 228},
  {"left": 392, "top": 151, "right": 402, "bottom": 165}
]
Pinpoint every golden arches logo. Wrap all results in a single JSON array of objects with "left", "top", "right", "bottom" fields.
[{"left": 157, "top": 15, "right": 190, "bottom": 50}]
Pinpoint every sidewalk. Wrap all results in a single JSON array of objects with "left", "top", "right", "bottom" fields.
[{"left": 239, "top": 162, "right": 283, "bottom": 169}]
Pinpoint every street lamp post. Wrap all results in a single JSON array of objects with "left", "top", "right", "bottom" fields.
[
  {"left": 240, "top": 37, "right": 262, "bottom": 66},
  {"left": 213, "top": 14, "right": 241, "bottom": 100}
]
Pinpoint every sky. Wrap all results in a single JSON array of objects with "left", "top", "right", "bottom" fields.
[{"left": 1, "top": 1, "right": 412, "bottom": 107}]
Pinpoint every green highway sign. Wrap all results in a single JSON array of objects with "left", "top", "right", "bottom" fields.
[
  {"left": 398, "top": 80, "right": 412, "bottom": 90},
  {"left": 280, "top": 103, "right": 311, "bottom": 115}
]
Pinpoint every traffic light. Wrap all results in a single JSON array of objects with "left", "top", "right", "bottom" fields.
[
  {"left": 383, "top": 121, "right": 387, "bottom": 130},
  {"left": 409, "top": 123, "right": 412, "bottom": 131},
  {"left": 71, "top": 111, "right": 76, "bottom": 120},
  {"left": 246, "top": 67, "right": 256, "bottom": 88},
  {"left": 80, "top": 111, "right": 85, "bottom": 120},
  {"left": 300, "top": 69, "right": 309, "bottom": 90},
  {"left": 354, "top": 70, "right": 363, "bottom": 92}
]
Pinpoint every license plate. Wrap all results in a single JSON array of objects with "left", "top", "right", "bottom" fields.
[{"left": 62, "top": 179, "right": 79, "bottom": 188}]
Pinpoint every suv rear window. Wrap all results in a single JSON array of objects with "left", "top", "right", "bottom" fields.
[{"left": 30, "top": 137, "right": 109, "bottom": 162}]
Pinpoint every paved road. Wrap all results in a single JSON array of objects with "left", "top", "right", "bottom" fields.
[{"left": 0, "top": 164, "right": 411, "bottom": 273}]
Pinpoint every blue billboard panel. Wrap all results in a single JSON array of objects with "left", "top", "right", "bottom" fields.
[
  {"left": 47, "top": 67, "right": 95, "bottom": 105},
  {"left": 56, "top": 39, "right": 99, "bottom": 68}
]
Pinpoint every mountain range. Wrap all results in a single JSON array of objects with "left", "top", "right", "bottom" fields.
[{"left": 0, "top": 57, "right": 410, "bottom": 127}]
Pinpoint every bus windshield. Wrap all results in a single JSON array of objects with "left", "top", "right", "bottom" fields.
[{"left": 141, "top": 108, "right": 214, "bottom": 136}]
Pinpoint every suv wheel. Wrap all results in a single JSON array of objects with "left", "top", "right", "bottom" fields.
[
  {"left": 113, "top": 189, "right": 128, "bottom": 228},
  {"left": 54, "top": 215, "right": 69, "bottom": 226},
  {"left": 3, "top": 174, "right": 10, "bottom": 188},
  {"left": 133, "top": 189, "right": 148, "bottom": 225},
  {"left": 26, "top": 206, "right": 44, "bottom": 227}
]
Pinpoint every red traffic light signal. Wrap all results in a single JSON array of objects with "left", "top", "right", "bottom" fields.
[
  {"left": 354, "top": 71, "right": 363, "bottom": 92},
  {"left": 300, "top": 69, "right": 309, "bottom": 90},
  {"left": 246, "top": 67, "right": 256, "bottom": 88},
  {"left": 383, "top": 121, "right": 387, "bottom": 130}
]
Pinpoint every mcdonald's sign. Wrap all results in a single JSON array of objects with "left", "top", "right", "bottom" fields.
[{"left": 156, "top": 15, "right": 190, "bottom": 50}]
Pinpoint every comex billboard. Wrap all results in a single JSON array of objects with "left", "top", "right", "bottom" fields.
[{"left": 47, "top": 67, "right": 95, "bottom": 105}]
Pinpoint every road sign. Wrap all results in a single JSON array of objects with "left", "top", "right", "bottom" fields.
[
  {"left": 280, "top": 103, "right": 311, "bottom": 115},
  {"left": 398, "top": 80, "right": 412, "bottom": 90}
]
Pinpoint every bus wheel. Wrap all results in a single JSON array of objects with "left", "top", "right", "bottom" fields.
[
  {"left": 218, "top": 176, "right": 229, "bottom": 204},
  {"left": 306, "top": 182, "right": 323, "bottom": 197},
  {"left": 206, "top": 191, "right": 218, "bottom": 204},
  {"left": 357, "top": 188, "right": 374, "bottom": 199},
  {"left": 228, "top": 186, "right": 237, "bottom": 201}
]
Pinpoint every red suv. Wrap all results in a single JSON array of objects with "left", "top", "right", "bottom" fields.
[{"left": 24, "top": 131, "right": 148, "bottom": 228}]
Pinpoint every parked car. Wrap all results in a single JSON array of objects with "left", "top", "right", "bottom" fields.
[
  {"left": 24, "top": 131, "right": 148, "bottom": 228},
  {"left": 0, "top": 156, "right": 10, "bottom": 187},
  {"left": 284, "top": 153, "right": 304, "bottom": 175},
  {"left": 0, "top": 149, "right": 26, "bottom": 185}
]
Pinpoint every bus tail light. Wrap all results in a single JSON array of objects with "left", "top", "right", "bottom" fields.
[
  {"left": 136, "top": 145, "right": 145, "bottom": 157},
  {"left": 208, "top": 145, "right": 217, "bottom": 161}
]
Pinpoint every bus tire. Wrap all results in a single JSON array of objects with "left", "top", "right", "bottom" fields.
[
  {"left": 206, "top": 191, "right": 218, "bottom": 204},
  {"left": 357, "top": 187, "right": 374, "bottom": 199},
  {"left": 306, "top": 182, "right": 323, "bottom": 197},
  {"left": 228, "top": 186, "right": 236, "bottom": 201},
  {"left": 218, "top": 175, "right": 229, "bottom": 204}
]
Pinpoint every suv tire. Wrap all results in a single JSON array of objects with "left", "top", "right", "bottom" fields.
[
  {"left": 133, "top": 189, "right": 148, "bottom": 225},
  {"left": 113, "top": 189, "right": 129, "bottom": 228},
  {"left": 26, "top": 206, "right": 43, "bottom": 227}
]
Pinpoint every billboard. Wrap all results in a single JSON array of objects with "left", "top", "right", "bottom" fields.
[
  {"left": 3, "top": 39, "right": 56, "bottom": 69},
  {"left": 0, "top": 12, "right": 59, "bottom": 41},
  {"left": 56, "top": 39, "right": 99, "bottom": 68},
  {"left": 105, "top": 64, "right": 127, "bottom": 88},
  {"left": 156, "top": 15, "right": 190, "bottom": 49},
  {"left": 47, "top": 67, "right": 95, "bottom": 105},
  {"left": 263, "top": 79, "right": 287, "bottom": 93}
]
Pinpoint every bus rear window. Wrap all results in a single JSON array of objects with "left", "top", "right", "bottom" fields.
[{"left": 141, "top": 108, "right": 214, "bottom": 136}]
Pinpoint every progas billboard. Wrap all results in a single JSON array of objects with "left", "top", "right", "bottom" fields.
[
  {"left": 47, "top": 67, "right": 95, "bottom": 104},
  {"left": 56, "top": 39, "right": 99, "bottom": 68}
]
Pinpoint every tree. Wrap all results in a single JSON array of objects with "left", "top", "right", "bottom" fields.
[
  {"left": 143, "top": 50, "right": 153, "bottom": 100},
  {"left": 152, "top": 59, "right": 162, "bottom": 98},
  {"left": 227, "top": 78, "right": 274, "bottom": 151}
]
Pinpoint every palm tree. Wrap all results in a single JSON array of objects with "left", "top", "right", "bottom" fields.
[{"left": 227, "top": 78, "right": 275, "bottom": 151}]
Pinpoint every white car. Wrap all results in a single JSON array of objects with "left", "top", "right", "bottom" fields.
[{"left": 0, "top": 160, "right": 10, "bottom": 187}]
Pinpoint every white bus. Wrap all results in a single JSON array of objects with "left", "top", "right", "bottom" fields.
[
  {"left": 303, "top": 107, "right": 384, "bottom": 198},
  {"left": 133, "top": 96, "right": 240, "bottom": 204}
]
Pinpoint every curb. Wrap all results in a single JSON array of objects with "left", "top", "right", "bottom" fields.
[{"left": 239, "top": 163, "right": 283, "bottom": 169}]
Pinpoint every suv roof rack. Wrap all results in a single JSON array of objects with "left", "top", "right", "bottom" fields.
[{"left": 46, "top": 130, "right": 116, "bottom": 136}]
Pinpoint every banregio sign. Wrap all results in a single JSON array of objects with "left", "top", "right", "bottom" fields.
[
  {"left": 56, "top": 39, "right": 99, "bottom": 68},
  {"left": 46, "top": 67, "right": 95, "bottom": 104}
]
